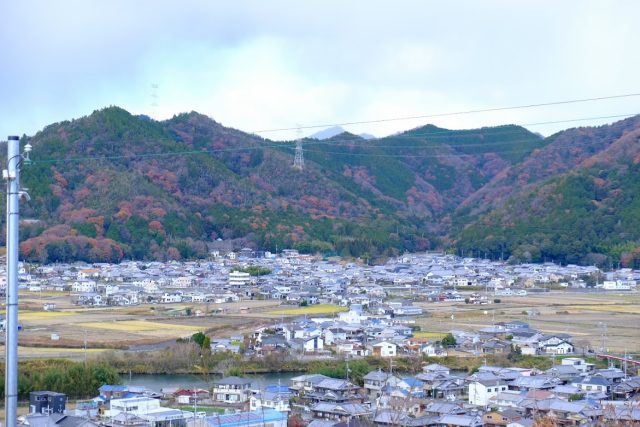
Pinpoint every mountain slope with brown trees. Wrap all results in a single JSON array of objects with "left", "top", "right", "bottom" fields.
[{"left": 10, "top": 106, "right": 640, "bottom": 266}]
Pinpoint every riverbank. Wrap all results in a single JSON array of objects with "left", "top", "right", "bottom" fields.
[
  {"left": 95, "top": 343, "right": 593, "bottom": 385},
  {"left": 124, "top": 372, "right": 298, "bottom": 392}
]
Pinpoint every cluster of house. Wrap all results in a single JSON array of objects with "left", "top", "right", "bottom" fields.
[
  {"left": 290, "top": 360, "right": 640, "bottom": 426},
  {"left": 6, "top": 251, "right": 638, "bottom": 310},
  {"left": 209, "top": 303, "right": 576, "bottom": 360},
  {"left": 236, "top": 304, "right": 432, "bottom": 358},
  {"left": 21, "top": 379, "right": 291, "bottom": 427},
  {"left": 22, "top": 356, "right": 640, "bottom": 427},
  {"left": 449, "top": 321, "right": 577, "bottom": 357}
]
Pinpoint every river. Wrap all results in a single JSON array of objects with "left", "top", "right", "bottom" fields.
[{"left": 124, "top": 372, "right": 298, "bottom": 392}]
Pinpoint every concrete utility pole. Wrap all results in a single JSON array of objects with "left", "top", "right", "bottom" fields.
[{"left": 3, "top": 135, "right": 31, "bottom": 427}]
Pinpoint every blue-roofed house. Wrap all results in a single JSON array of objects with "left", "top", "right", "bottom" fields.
[
  {"left": 398, "top": 377, "right": 425, "bottom": 393},
  {"left": 205, "top": 409, "right": 287, "bottom": 427},
  {"left": 98, "top": 385, "right": 129, "bottom": 401}
]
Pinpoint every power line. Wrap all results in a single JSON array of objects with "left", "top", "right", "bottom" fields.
[
  {"left": 251, "top": 93, "right": 640, "bottom": 133},
  {"left": 30, "top": 141, "right": 295, "bottom": 165},
  {"left": 303, "top": 140, "right": 545, "bottom": 159},
  {"left": 28, "top": 138, "right": 539, "bottom": 164},
  {"left": 27, "top": 112, "right": 638, "bottom": 165},
  {"left": 319, "top": 113, "right": 637, "bottom": 143}
]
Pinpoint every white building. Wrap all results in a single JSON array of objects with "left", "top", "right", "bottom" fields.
[
  {"left": 107, "top": 396, "right": 192, "bottom": 425},
  {"left": 541, "top": 340, "right": 574, "bottom": 355},
  {"left": 249, "top": 391, "right": 291, "bottom": 412},
  {"left": 135, "top": 279, "right": 159, "bottom": 293},
  {"left": 228, "top": 271, "right": 251, "bottom": 288},
  {"left": 72, "top": 280, "right": 97, "bottom": 293},
  {"left": 212, "top": 376, "right": 252, "bottom": 404},
  {"left": 299, "top": 336, "right": 324, "bottom": 353},
  {"left": 371, "top": 341, "right": 397, "bottom": 358},
  {"left": 109, "top": 397, "right": 160, "bottom": 416},
  {"left": 173, "top": 276, "right": 195, "bottom": 288},
  {"left": 561, "top": 357, "right": 593, "bottom": 374},
  {"left": 602, "top": 280, "right": 632, "bottom": 290},
  {"left": 469, "top": 380, "right": 508, "bottom": 406},
  {"left": 338, "top": 309, "right": 367, "bottom": 325},
  {"left": 161, "top": 292, "right": 182, "bottom": 303}
]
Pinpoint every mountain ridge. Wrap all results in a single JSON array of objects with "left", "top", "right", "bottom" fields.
[{"left": 8, "top": 106, "right": 640, "bottom": 266}]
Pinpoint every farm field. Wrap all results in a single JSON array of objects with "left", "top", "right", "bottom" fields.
[
  {"left": 268, "top": 304, "right": 349, "bottom": 316},
  {"left": 77, "top": 320, "right": 201, "bottom": 333},
  {"left": 412, "top": 331, "right": 447, "bottom": 340},
  {"left": 10, "top": 295, "right": 282, "bottom": 350},
  {"left": 6, "top": 290, "right": 640, "bottom": 357},
  {"left": 1, "top": 345, "right": 107, "bottom": 360},
  {"left": 415, "top": 291, "right": 640, "bottom": 353}
]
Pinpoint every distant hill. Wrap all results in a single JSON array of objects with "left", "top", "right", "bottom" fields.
[
  {"left": 309, "top": 126, "right": 376, "bottom": 141},
  {"left": 8, "top": 106, "right": 640, "bottom": 266},
  {"left": 309, "top": 126, "right": 348, "bottom": 140},
  {"left": 455, "top": 116, "right": 640, "bottom": 266}
]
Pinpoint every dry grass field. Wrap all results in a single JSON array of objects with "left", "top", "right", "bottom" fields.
[
  {"left": 10, "top": 295, "right": 282, "bottom": 351},
  {"left": 7, "top": 290, "right": 640, "bottom": 357},
  {"left": 412, "top": 331, "right": 447, "bottom": 340},
  {"left": 415, "top": 291, "right": 640, "bottom": 353},
  {"left": 3, "top": 345, "right": 107, "bottom": 360},
  {"left": 77, "top": 320, "right": 201, "bottom": 333},
  {"left": 268, "top": 304, "right": 349, "bottom": 316}
]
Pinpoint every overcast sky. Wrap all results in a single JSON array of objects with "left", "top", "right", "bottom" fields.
[{"left": 1, "top": 0, "right": 639, "bottom": 141}]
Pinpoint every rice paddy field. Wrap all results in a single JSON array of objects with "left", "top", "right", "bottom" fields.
[
  {"left": 268, "top": 304, "right": 349, "bottom": 315},
  {"left": 0, "top": 345, "right": 107, "bottom": 360},
  {"left": 412, "top": 331, "right": 447, "bottom": 340},
  {"left": 415, "top": 291, "right": 640, "bottom": 353},
  {"left": 6, "top": 289, "right": 640, "bottom": 358},
  {"left": 77, "top": 320, "right": 200, "bottom": 333},
  {"left": 11, "top": 293, "right": 282, "bottom": 355}
]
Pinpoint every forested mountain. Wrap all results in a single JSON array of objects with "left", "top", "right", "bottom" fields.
[
  {"left": 456, "top": 117, "right": 640, "bottom": 267},
  {"left": 8, "top": 107, "right": 640, "bottom": 266}
]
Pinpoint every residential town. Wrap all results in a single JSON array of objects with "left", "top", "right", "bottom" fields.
[
  {"left": 6, "top": 251, "right": 637, "bottom": 310},
  {"left": 5, "top": 250, "right": 640, "bottom": 426},
  {"left": 21, "top": 355, "right": 640, "bottom": 426}
]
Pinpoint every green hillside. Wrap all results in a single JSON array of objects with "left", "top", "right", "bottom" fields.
[
  {"left": 9, "top": 106, "right": 640, "bottom": 266},
  {"left": 456, "top": 123, "right": 640, "bottom": 267}
]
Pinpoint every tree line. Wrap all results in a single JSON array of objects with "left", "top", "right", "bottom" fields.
[{"left": 0, "top": 359, "right": 120, "bottom": 400}]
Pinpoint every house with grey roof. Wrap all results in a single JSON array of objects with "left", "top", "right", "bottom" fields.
[
  {"left": 362, "top": 371, "right": 399, "bottom": 398},
  {"left": 304, "top": 378, "right": 364, "bottom": 405},
  {"left": 509, "top": 375, "right": 559, "bottom": 391},
  {"left": 311, "top": 402, "right": 370, "bottom": 422},
  {"left": 211, "top": 376, "right": 252, "bottom": 404},
  {"left": 572, "top": 375, "right": 612, "bottom": 397}
]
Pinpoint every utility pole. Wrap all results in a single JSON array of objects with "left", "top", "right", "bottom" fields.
[
  {"left": 193, "top": 388, "right": 197, "bottom": 425},
  {"left": 4, "top": 136, "right": 31, "bottom": 427},
  {"left": 599, "top": 322, "right": 608, "bottom": 353},
  {"left": 345, "top": 356, "right": 350, "bottom": 382}
]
